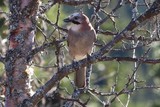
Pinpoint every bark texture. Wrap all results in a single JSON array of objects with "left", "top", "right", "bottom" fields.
[{"left": 5, "top": 0, "right": 39, "bottom": 106}]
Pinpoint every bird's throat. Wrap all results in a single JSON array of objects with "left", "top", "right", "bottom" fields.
[{"left": 70, "top": 24, "right": 82, "bottom": 32}]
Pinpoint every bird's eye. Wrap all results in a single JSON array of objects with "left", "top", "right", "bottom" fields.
[{"left": 74, "top": 16, "right": 78, "bottom": 20}]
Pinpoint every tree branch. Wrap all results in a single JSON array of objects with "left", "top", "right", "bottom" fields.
[
  {"left": 94, "top": 0, "right": 160, "bottom": 57},
  {"left": 22, "top": 0, "right": 160, "bottom": 106},
  {"left": 27, "top": 38, "right": 66, "bottom": 61},
  {"left": 99, "top": 56, "right": 160, "bottom": 64},
  {"left": 39, "top": 0, "right": 94, "bottom": 14},
  {"left": 60, "top": 0, "right": 94, "bottom": 6}
]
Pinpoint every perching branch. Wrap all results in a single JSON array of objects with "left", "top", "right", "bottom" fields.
[{"left": 22, "top": 0, "right": 160, "bottom": 106}]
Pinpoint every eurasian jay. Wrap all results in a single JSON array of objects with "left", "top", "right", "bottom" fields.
[{"left": 64, "top": 12, "right": 96, "bottom": 88}]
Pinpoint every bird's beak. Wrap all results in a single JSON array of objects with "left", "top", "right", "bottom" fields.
[{"left": 63, "top": 17, "right": 72, "bottom": 23}]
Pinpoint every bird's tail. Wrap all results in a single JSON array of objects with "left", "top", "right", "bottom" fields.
[{"left": 75, "top": 67, "right": 86, "bottom": 88}]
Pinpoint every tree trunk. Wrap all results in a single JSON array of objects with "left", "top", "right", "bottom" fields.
[{"left": 5, "top": 0, "right": 39, "bottom": 106}]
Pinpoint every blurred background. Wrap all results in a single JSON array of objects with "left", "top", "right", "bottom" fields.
[{"left": 0, "top": 0, "right": 160, "bottom": 107}]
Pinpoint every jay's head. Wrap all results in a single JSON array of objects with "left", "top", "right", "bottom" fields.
[{"left": 63, "top": 12, "right": 89, "bottom": 25}]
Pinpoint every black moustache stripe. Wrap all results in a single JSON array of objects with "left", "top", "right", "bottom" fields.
[{"left": 72, "top": 20, "right": 81, "bottom": 24}]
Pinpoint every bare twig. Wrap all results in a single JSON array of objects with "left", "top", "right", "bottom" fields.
[{"left": 22, "top": 0, "right": 160, "bottom": 106}]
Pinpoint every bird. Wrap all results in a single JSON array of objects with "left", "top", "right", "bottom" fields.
[{"left": 64, "top": 12, "right": 96, "bottom": 88}]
